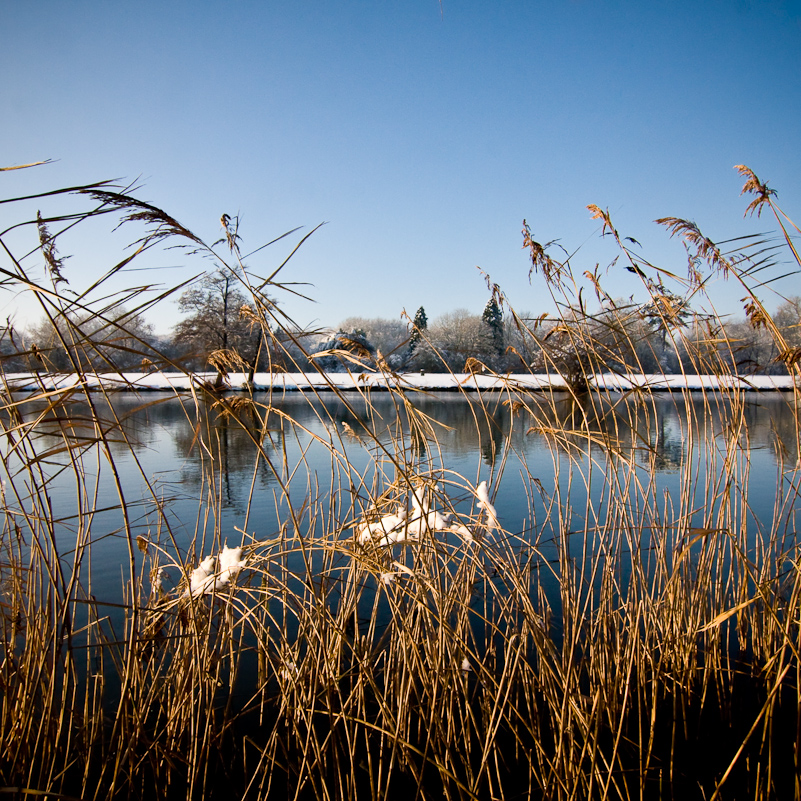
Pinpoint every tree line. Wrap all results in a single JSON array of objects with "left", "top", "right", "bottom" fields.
[{"left": 5, "top": 263, "right": 800, "bottom": 378}]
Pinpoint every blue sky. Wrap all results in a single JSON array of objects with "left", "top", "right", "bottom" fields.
[{"left": 2, "top": 0, "right": 800, "bottom": 334}]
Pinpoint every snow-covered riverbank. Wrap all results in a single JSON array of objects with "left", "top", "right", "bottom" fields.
[{"left": 3, "top": 371, "right": 796, "bottom": 393}]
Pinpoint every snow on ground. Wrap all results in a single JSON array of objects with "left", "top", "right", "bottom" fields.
[{"left": 2, "top": 371, "right": 796, "bottom": 393}]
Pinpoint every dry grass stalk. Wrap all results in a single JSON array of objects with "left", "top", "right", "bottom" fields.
[{"left": 0, "top": 166, "right": 799, "bottom": 799}]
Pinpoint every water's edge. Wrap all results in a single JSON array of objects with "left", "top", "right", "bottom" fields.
[{"left": 4, "top": 370, "right": 797, "bottom": 393}]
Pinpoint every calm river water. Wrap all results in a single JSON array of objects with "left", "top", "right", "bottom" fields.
[{"left": 8, "top": 390, "right": 800, "bottom": 604}]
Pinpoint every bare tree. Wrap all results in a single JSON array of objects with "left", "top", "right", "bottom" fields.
[
  {"left": 27, "top": 308, "right": 158, "bottom": 372},
  {"left": 312, "top": 329, "right": 375, "bottom": 372},
  {"left": 415, "top": 309, "right": 494, "bottom": 371},
  {"left": 529, "top": 301, "right": 647, "bottom": 390},
  {"left": 720, "top": 319, "right": 781, "bottom": 375},
  {"left": 173, "top": 270, "right": 261, "bottom": 374},
  {"left": 775, "top": 296, "right": 801, "bottom": 349},
  {"left": 639, "top": 282, "right": 693, "bottom": 369}
]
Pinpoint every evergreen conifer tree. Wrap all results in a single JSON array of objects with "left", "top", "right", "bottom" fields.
[
  {"left": 482, "top": 297, "right": 504, "bottom": 355},
  {"left": 409, "top": 306, "right": 428, "bottom": 352}
]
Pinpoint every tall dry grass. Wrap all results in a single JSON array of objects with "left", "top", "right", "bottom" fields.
[{"left": 0, "top": 165, "right": 799, "bottom": 799}]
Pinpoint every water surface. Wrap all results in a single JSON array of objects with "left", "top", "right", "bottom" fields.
[{"left": 4, "top": 390, "right": 799, "bottom": 605}]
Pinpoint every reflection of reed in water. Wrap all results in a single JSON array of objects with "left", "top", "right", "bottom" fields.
[{"left": 410, "top": 424, "right": 426, "bottom": 458}]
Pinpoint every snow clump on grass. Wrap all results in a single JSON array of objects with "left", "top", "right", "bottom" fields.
[
  {"left": 215, "top": 545, "right": 248, "bottom": 588},
  {"left": 182, "top": 546, "right": 248, "bottom": 598},
  {"left": 475, "top": 480, "right": 499, "bottom": 531},
  {"left": 356, "top": 479, "right": 479, "bottom": 547}
]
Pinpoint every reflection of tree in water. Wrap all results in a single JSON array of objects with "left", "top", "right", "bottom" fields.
[
  {"left": 164, "top": 393, "right": 801, "bottom": 509},
  {"left": 522, "top": 392, "right": 691, "bottom": 473},
  {"left": 523, "top": 393, "right": 641, "bottom": 459},
  {"left": 257, "top": 392, "right": 519, "bottom": 478},
  {"left": 480, "top": 405, "right": 507, "bottom": 467},
  {"left": 169, "top": 399, "right": 281, "bottom": 512},
  {"left": 7, "top": 393, "right": 163, "bottom": 460},
  {"left": 264, "top": 393, "right": 516, "bottom": 468},
  {"left": 521, "top": 392, "right": 801, "bottom": 475},
  {"left": 24, "top": 390, "right": 796, "bottom": 516},
  {"left": 401, "top": 394, "right": 515, "bottom": 463},
  {"left": 410, "top": 426, "right": 427, "bottom": 459},
  {"left": 741, "top": 395, "right": 800, "bottom": 465},
  {"left": 646, "top": 407, "right": 685, "bottom": 472}
]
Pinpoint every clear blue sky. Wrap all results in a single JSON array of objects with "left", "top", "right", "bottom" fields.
[{"left": 2, "top": 0, "right": 800, "bottom": 334}]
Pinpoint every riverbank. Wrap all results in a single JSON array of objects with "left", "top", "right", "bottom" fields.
[{"left": 3, "top": 370, "right": 796, "bottom": 393}]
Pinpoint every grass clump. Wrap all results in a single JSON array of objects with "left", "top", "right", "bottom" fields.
[{"left": 0, "top": 165, "right": 800, "bottom": 799}]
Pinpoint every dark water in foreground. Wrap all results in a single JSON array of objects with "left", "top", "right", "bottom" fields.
[{"left": 3, "top": 389, "right": 801, "bottom": 798}]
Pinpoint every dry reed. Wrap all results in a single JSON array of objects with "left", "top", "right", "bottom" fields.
[{"left": 0, "top": 165, "right": 799, "bottom": 800}]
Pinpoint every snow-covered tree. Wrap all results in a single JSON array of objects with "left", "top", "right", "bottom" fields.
[
  {"left": 0, "top": 323, "right": 27, "bottom": 372},
  {"left": 719, "top": 319, "right": 781, "bottom": 375},
  {"left": 337, "top": 316, "right": 410, "bottom": 362},
  {"left": 639, "top": 282, "right": 693, "bottom": 368},
  {"left": 775, "top": 296, "right": 801, "bottom": 349},
  {"left": 409, "top": 306, "right": 428, "bottom": 353},
  {"left": 312, "top": 329, "right": 376, "bottom": 372},
  {"left": 27, "top": 308, "right": 158, "bottom": 371},
  {"left": 482, "top": 297, "right": 504, "bottom": 356},
  {"left": 531, "top": 302, "right": 645, "bottom": 390},
  {"left": 417, "top": 309, "right": 494, "bottom": 371}
]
